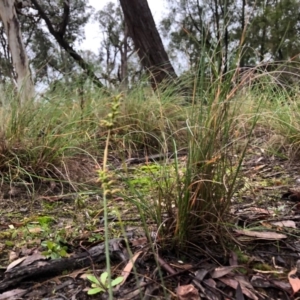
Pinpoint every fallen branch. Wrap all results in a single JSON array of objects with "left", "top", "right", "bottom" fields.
[{"left": 0, "top": 238, "right": 125, "bottom": 292}]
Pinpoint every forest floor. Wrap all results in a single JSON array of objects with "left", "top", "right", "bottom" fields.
[{"left": 1, "top": 128, "right": 300, "bottom": 300}]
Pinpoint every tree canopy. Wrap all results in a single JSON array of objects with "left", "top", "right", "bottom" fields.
[{"left": 0, "top": 0, "right": 298, "bottom": 97}]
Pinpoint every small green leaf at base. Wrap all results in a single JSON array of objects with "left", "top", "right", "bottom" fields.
[
  {"left": 100, "top": 271, "right": 108, "bottom": 285},
  {"left": 87, "top": 274, "right": 101, "bottom": 285},
  {"left": 111, "top": 276, "right": 124, "bottom": 286},
  {"left": 87, "top": 287, "right": 105, "bottom": 295}
]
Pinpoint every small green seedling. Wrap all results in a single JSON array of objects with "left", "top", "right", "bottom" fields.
[
  {"left": 87, "top": 272, "right": 123, "bottom": 295},
  {"left": 41, "top": 240, "right": 68, "bottom": 259}
]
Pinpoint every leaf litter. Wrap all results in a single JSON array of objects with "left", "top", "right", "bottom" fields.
[{"left": 1, "top": 140, "right": 300, "bottom": 299}]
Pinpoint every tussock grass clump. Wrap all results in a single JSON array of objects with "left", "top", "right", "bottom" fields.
[
  {"left": 122, "top": 73, "right": 259, "bottom": 251},
  {"left": 114, "top": 87, "right": 189, "bottom": 157},
  {"left": 236, "top": 61, "right": 300, "bottom": 158},
  {"left": 0, "top": 82, "right": 189, "bottom": 190},
  {"left": 123, "top": 61, "right": 300, "bottom": 250}
]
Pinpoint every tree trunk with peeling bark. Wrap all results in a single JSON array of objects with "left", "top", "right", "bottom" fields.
[
  {"left": 119, "top": 0, "right": 177, "bottom": 89},
  {"left": 0, "top": 0, "right": 34, "bottom": 103}
]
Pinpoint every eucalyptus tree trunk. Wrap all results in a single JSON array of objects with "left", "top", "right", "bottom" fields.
[
  {"left": 0, "top": 0, "right": 34, "bottom": 103},
  {"left": 119, "top": 0, "right": 177, "bottom": 89}
]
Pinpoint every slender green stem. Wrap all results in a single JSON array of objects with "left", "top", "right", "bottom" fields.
[{"left": 103, "top": 129, "right": 113, "bottom": 300}]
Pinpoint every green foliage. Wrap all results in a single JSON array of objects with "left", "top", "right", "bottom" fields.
[
  {"left": 41, "top": 240, "right": 68, "bottom": 259},
  {"left": 242, "top": 0, "right": 300, "bottom": 61},
  {"left": 161, "top": 0, "right": 300, "bottom": 70},
  {"left": 161, "top": 0, "right": 239, "bottom": 70},
  {"left": 88, "top": 233, "right": 103, "bottom": 243},
  {"left": 37, "top": 216, "right": 55, "bottom": 226},
  {"left": 86, "top": 272, "right": 123, "bottom": 295},
  {"left": 128, "top": 164, "right": 162, "bottom": 191}
]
